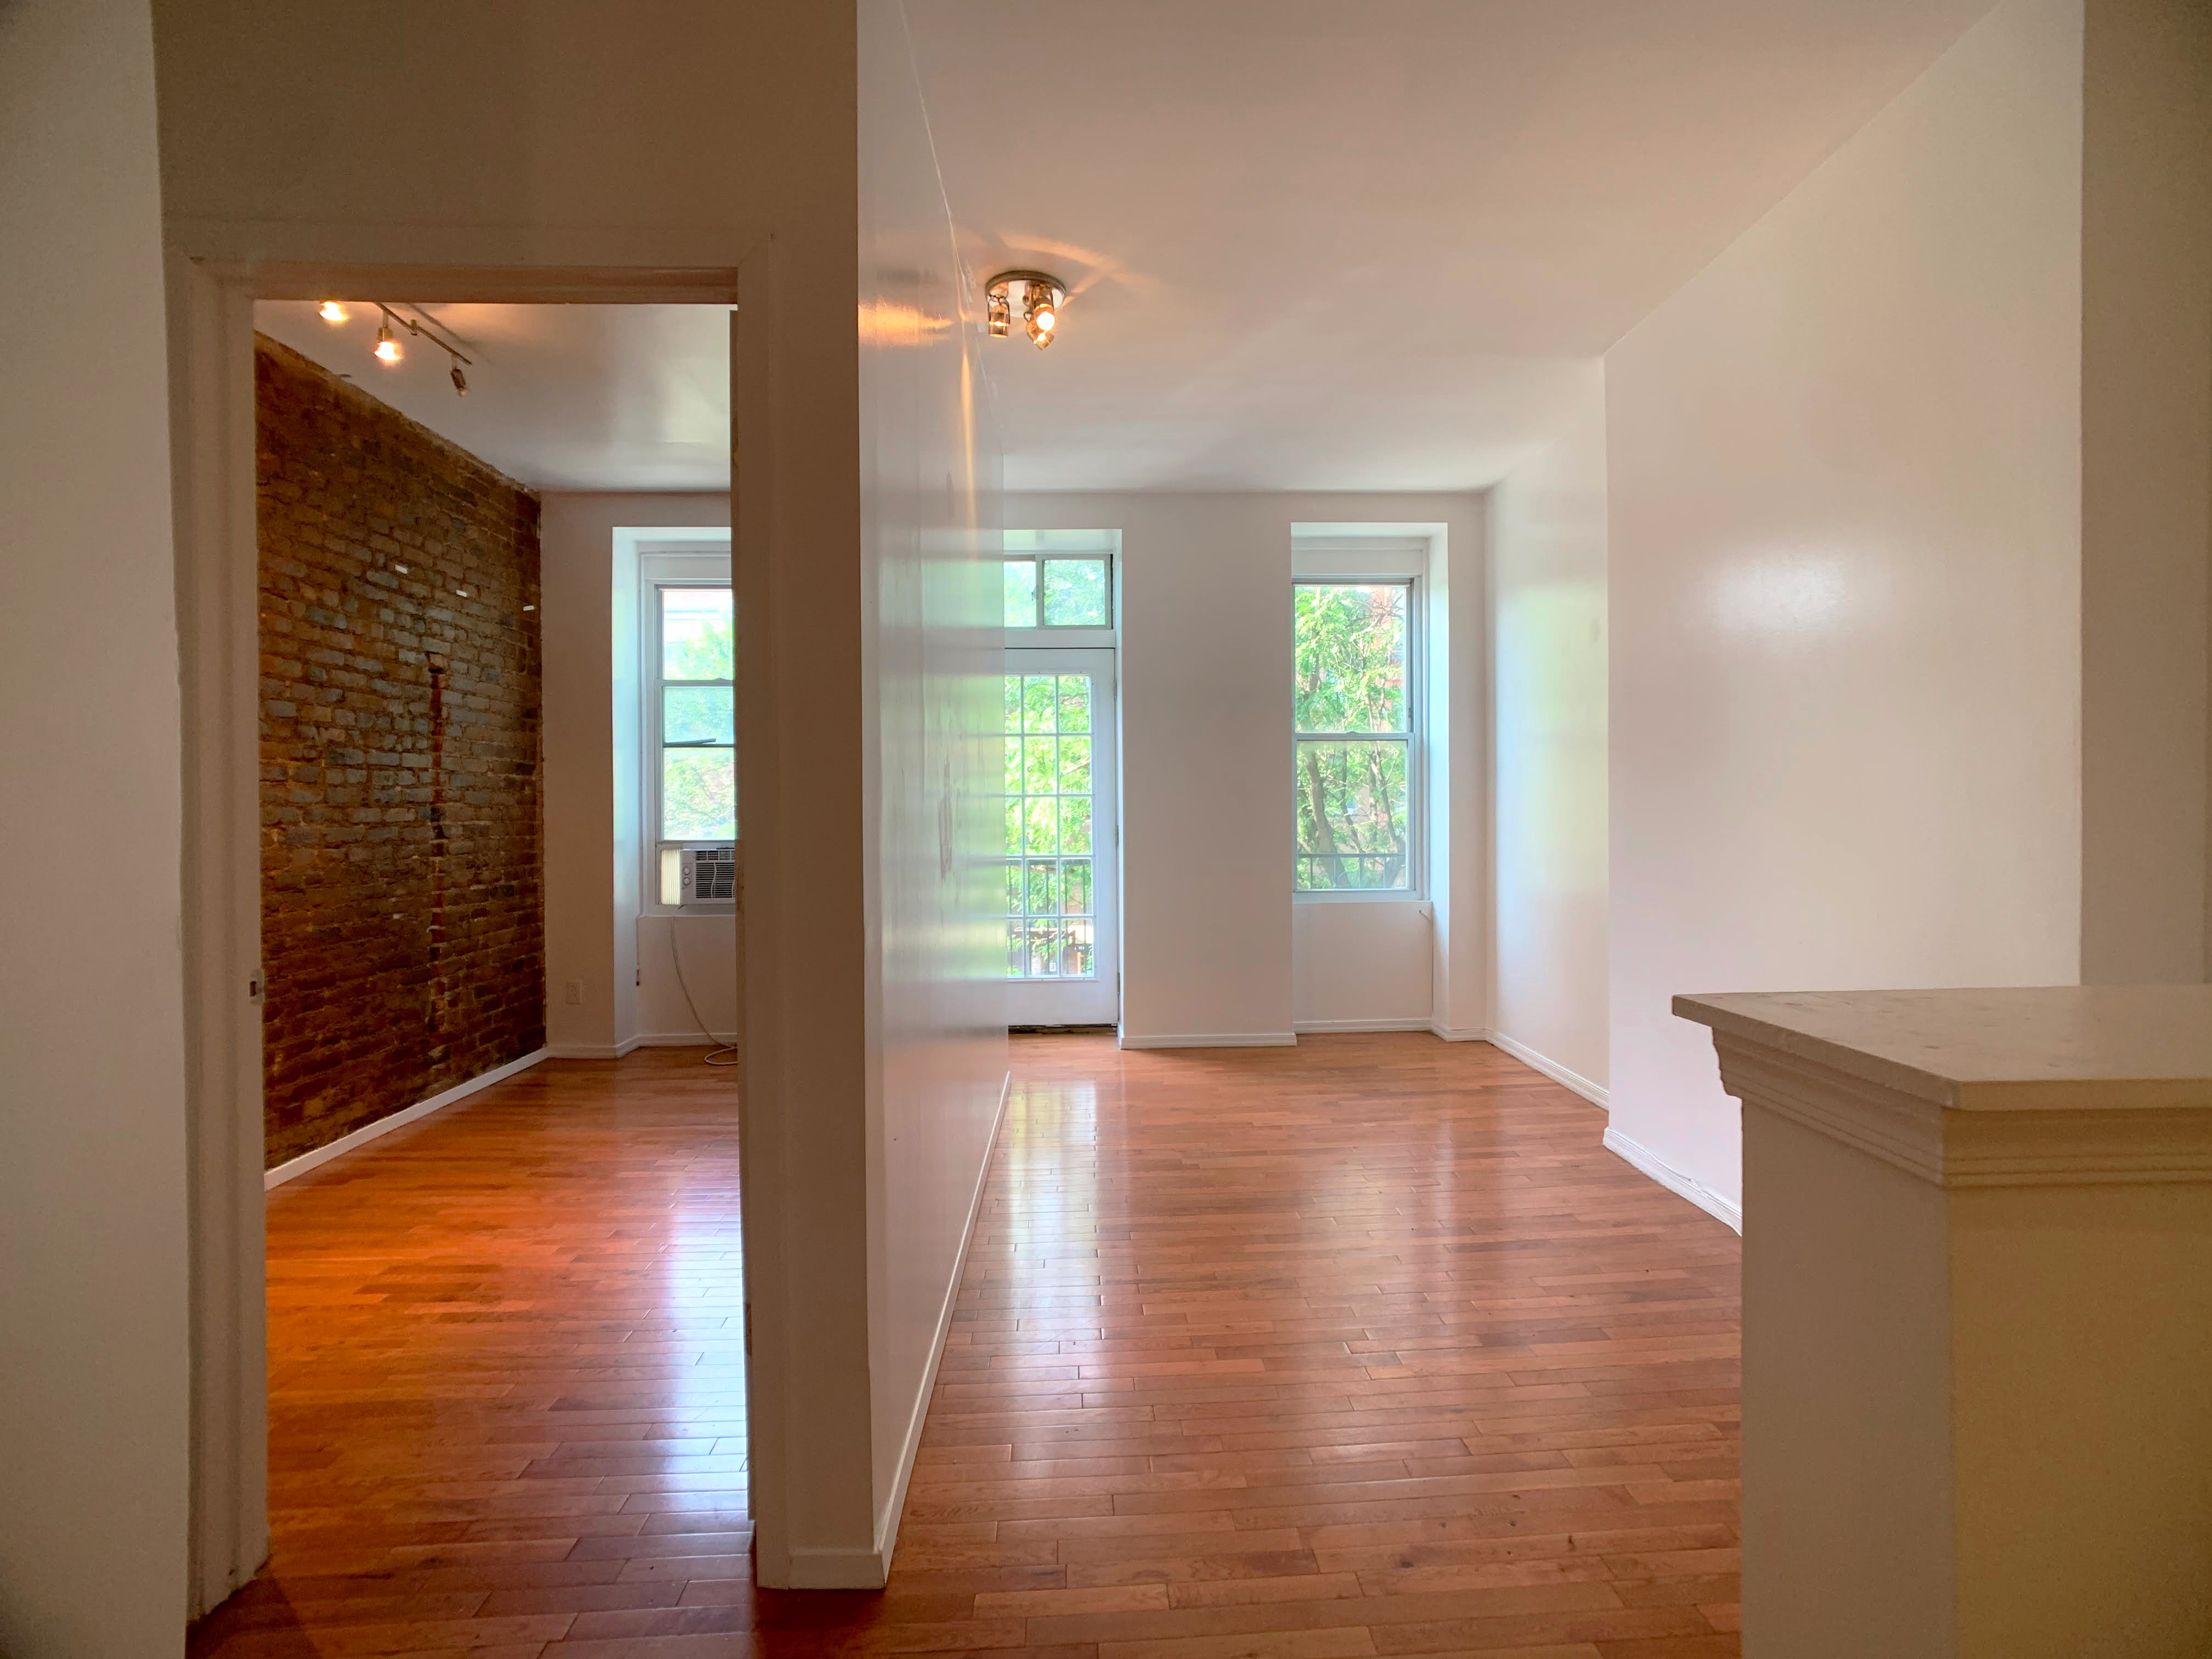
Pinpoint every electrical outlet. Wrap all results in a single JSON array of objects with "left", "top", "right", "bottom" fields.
[{"left": 563, "top": 980, "right": 583, "bottom": 1006}]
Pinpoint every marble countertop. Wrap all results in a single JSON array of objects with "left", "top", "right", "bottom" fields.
[{"left": 1674, "top": 986, "right": 2212, "bottom": 1112}]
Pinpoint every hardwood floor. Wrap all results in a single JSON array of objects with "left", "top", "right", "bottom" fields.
[{"left": 193, "top": 1033, "right": 1741, "bottom": 1658}]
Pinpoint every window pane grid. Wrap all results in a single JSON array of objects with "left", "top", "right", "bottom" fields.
[
  {"left": 1001, "top": 672, "right": 1097, "bottom": 978},
  {"left": 657, "top": 584, "right": 736, "bottom": 848},
  {"left": 1294, "top": 579, "right": 1414, "bottom": 893}
]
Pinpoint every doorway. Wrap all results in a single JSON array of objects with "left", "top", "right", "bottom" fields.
[
  {"left": 174, "top": 263, "right": 751, "bottom": 1619},
  {"left": 1003, "top": 645, "right": 1120, "bottom": 1027}
]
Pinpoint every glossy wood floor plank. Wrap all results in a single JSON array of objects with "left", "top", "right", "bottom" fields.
[{"left": 193, "top": 1033, "right": 1740, "bottom": 1658}]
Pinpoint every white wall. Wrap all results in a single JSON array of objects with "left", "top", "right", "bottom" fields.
[
  {"left": 153, "top": 1, "right": 767, "bottom": 272},
  {"left": 1606, "top": 0, "right": 2087, "bottom": 1218},
  {"left": 154, "top": 0, "right": 1003, "bottom": 1598},
  {"left": 2078, "top": 0, "right": 2212, "bottom": 985},
  {"left": 1292, "top": 903, "right": 1434, "bottom": 1031},
  {"left": 636, "top": 916, "right": 740, "bottom": 1043},
  {"left": 727, "top": 0, "right": 1008, "bottom": 1586},
  {"left": 1488, "top": 365, "right": 1611, "bottom": 1102},
  {"left": 538, "top": 494, "right": 733, "bottom": 1056},
  {"left": 1, "top": 2, "right": 193, "bottom": 1654},
  {"left": 1006, "top": 493, "right": 1485, "bottom": 1045},
  {"left": 858, "top": 1, "right": 1010, "bottom": 1560}
]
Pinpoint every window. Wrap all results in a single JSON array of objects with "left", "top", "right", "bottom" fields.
[
  {"left": 1001, "top": 672, "right": 1099, "bottom": 977},
  {"left": 1004, "top": 555, "right": 1111, "bottom": 629},
  {"left": 1294, "top": 579, "right": 1416, "bottom": 894},
  {"left": 652, "top": 582, "right": 735, "bottom": 905}
]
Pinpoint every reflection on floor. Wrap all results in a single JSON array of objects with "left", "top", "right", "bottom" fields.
[
  {"left": 189, "top": 1048, "right": 750, "bottom": 1658},
  {"left": 193, "top": 1032, "right": 1742, "bottom": 1657}
]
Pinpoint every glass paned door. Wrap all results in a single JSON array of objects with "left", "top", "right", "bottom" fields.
[{"left": 1002, "top": 646, "right": 1118, "bottom": 1027}]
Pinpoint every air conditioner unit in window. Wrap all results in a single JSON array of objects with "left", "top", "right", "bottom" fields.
[{"left": 664, "top": 845, "right": 737, "bottom": 907}]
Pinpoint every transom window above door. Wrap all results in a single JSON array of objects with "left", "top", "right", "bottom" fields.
[
  {"left": 1003, "top": 555, "right": 1110, "bottom": 629},
  {"left": 1002, "top": 530, "right": 1119, "bottom": 637}
]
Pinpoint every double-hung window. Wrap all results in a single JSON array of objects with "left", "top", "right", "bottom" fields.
[
  {"left": 651, "top": 579, "right": 735, "bottom": 906},
  {"left": 1293, "top": 577, "right": 1418, "bottom": 894}
]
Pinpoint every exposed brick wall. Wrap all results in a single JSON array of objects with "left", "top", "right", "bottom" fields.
[{"left": 256, "top": 336, "right": 544, "bottom": 1168}]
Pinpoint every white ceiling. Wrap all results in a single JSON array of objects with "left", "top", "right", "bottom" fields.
[
  {"left": 251, "top": 302, "right": 731, "bottom": 492},
  {"left": 256, "top": 4, "right": 1990, "bottom": 497},
  {"left": 905, "top": 0, "right": 1994, "bottom": 492}
]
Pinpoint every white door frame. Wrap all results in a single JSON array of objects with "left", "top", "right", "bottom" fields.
[
  {"left": 170, "top": 258, "right": 743, "bottom": 1615},
  {"left": 1002, "top": 646, "right": 1121, "bottom": 1028}
]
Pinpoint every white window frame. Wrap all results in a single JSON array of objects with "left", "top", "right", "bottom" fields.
[
  {"left": 1003, "top": 529, "right": 1119, "bottom": 646},
  {"left": 1292, "top": 539, "right": 1426, "bottom": 903},
  {"left": 641, "top": 548, "right": 735, "bottom": 916}
]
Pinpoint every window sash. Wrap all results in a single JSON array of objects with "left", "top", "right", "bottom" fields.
[
  {"left": 651, "top": 580, "right": 736, "bottom": 854},
  {"left": 1003, "top": 554, "right": 1113, "bottom": 631},
  {"left": 1293, "top": 574, "right": 1421, "bottom": 898}
]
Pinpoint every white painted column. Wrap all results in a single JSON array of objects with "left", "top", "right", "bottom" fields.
[{"left": 1677, "top": 987, "right": 2212, "bottom": 1659}]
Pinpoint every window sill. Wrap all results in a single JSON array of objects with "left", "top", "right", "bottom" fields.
[{"left": 1294, "top": 890, "right": 1431, "bottom": 910}]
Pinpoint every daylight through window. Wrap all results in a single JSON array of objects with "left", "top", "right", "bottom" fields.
[
  {"left": 1003, "top": 555, "right": 1110, "bottom": 629},
  {"left": 1001, "top": 672, "right": 1097, "bottom": 977},
  {"left": 656, "top": 583, "right": 736, "bottom": 853},
  {"left": 1294, "top": 580, "right": 1414, "bottom": 892}
]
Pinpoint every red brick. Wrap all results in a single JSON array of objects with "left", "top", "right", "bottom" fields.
[{"left": 256, "top": 337, "right": 544, "bottom": 1167}]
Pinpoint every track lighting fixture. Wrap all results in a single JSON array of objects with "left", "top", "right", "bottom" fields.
[
  {"left": 318, "top": 300, "right": 349, "bottom": 323},
  {"left": 357, "top": 303, "right": 475, "bottom": 397},
  {"left": 983, "top": 270, "right": 1067, "bottom": 352}
]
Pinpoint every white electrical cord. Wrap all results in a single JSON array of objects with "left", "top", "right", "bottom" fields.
[{"left": 668, "top": 923, "right": 741, "bottom": 1068}]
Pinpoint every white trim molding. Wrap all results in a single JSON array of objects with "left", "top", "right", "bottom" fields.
[
  {"left": 1484, "top": 1030, "right": 1611, "bottom": 1109},
  {"left": 263, "top": 1048, "right": 549, "bottom": 1189},
  {"left": 546, "top": 1036, "right": 645, "bottom": 1060},
  {"left": 1118, "top": 1030, "right": 1299, "bottom": 1049},
  {"left": 1295, "top": 1018, "right": 1434, "bottom": 1034},
  {"left": 1427, "top": 1023, "right": 1486, "bottom": 1042},
  {"left": 782, "top": 1545, "right": 898, "bottom": 1592},
  {"left": 1603, "top": 1125, "right": 1743, "bottom": 1233},
  {"left": 868, "top": 1069, "right": 1013, "bottom": 1583}
]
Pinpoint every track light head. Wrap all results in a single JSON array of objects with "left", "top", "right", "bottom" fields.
[
  {"left": 450, "top": 362, "right": 468, "bottom": 396},
  {"left": 373, "top": 322, "right": 400, "bottom": 364},
  {"left": 318, "top": 300, "right": 348, "bottom": 323}
]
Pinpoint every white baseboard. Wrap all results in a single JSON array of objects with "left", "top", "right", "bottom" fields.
[
  {"left": 1118, "top": 1030, "right": 1297, "bottom": 1049},
  {"left": 1603, "top": 1125, "right": 1743, "bottom": 1233},
  {"left": 264, "top": 1048, "right": 549, "bottom": 1189},
  {"left": 783, "top": 1545, "right": 894, "bottom": 1590},
  {"left": 1429, "top": 1023, "right": 1486, "bottom": 1042},
  {"left": 1294, "top": 1017, "right": 1433, "bottom": 1034},
  {"left": 633, "top": 1031, "right": 736, "bottom": 1048},
  {"left": 1483, "top": 1029, "right": 1611, "bottom": 1109},
  {"left": 868, "top": 1067, "right": 1013, "bottom": 1583},
  {"left": 545, "top": 1036, "right": 643, "bottom": 1060}
]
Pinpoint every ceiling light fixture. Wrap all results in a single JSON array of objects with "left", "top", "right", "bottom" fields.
[
  {"left": 368, "top": 303, "right": 476, "bottom": 396},
  {"left": 983, "top": 270, "right": 1066, "bottom": 351},
  {"left": 318, "top": 300, "right": 348, "bottom": 323}
]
